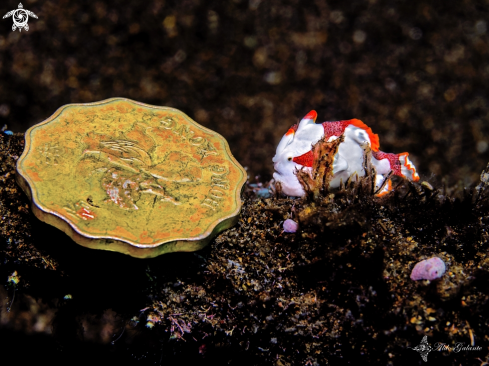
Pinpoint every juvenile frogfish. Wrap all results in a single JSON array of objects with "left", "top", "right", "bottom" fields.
[{"left": 272, "top": 111, "right": 419, "bottom": 197}]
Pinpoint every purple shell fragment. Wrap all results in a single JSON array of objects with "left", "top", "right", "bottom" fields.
[
  {"left": 283, "top": 219, "right": 299, "bottom": 233},
  {"left": 410, "top": 257, "right": 446, "bottom": 281}
]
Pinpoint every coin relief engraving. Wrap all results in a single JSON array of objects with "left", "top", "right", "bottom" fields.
[
  {"left": 161, "top": 116, "right": 218, "bottom": 159},
  {"left": 202, "top": 166, "right": 230, "bottom": 211},
  {"left": 64, "top": 199, "right": 96, "bottom": 221},
  {"left": 74, "top": 113, "right": 218, "bottom": 211},
  {"left": 16, "top": 99, "right": 246, "bottom": 257},
  {"left": 37, "top": 142, "right": 62, "bottom": 165}
]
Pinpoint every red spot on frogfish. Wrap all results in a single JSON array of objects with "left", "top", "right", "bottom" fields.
[
  {"left": 372, "top": 151, "right": 403, "bottom": 176},
  {"left": 292, "top": 150, "right": 314, "bottom": 167}
]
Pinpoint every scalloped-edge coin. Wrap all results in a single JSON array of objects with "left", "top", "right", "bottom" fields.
[{"left": 16, "top": 98, "right": 247, "bottom": 258}]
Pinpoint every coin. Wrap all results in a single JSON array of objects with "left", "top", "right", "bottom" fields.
[{"left": 16, "top": 98, "right": 247, "bottom": 258}]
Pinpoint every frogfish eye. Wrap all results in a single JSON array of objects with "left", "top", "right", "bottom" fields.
[{"left": 288, "top": 157, "right": 292, "bottom": 161}]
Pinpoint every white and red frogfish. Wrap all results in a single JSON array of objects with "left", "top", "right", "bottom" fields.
[{"left": 272, "top": 111, "right": 419, "bottom": 197}]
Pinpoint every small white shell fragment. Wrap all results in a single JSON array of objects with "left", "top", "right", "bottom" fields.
[
  {"left": 410, "top": 257, "right": 446, "bottom": 281},
  {"left": 283, "top": 219, "right": 299, "bottom": 233}
]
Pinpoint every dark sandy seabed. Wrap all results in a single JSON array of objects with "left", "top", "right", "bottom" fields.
[{"left": 2, "top": 131, "right": 489, "bottom": 366}]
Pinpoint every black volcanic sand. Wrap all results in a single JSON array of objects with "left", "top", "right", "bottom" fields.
[{"left": 3, "top": 131, "right": 489, "bottom": 366}]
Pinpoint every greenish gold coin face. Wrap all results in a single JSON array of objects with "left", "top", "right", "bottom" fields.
[{"left": 16, "top": 98, "right": 247, "bottom": 258}]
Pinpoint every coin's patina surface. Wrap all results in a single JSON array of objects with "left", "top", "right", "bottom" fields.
[{"left": 16, "top": 98, "right": 247, "bottom": 258}]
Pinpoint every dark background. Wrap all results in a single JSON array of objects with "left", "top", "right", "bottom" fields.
[{"left": 1, "top": 0, "right": 489, "bottom": 185}]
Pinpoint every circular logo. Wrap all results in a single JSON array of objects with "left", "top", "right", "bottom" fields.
[{"left": 12, "top": 9, "right": 29, "bottom": 28}]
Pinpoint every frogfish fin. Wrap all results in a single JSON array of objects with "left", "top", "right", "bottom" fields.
[
  {"left": 343, "top": 119, "right": 380, "bottom": 152},
  {"left": 303, "top": 110, "right": 317, "bottom": 122},
  {"left": 285, "top": 123, "right": 299, "bottom": 136},
  {"left": 372, "top": 151, "right": 420, "bottom": 182},
  {"left": 398, "top": 152, "right": 420, "bottom": 181},
  {"left": 376, "top": 178, "right": 393, "bottom": 197},
  {"left": 297, "top": 110, "right": 318, "bottom": 131}
]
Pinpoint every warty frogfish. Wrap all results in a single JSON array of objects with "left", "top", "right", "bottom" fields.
[{"left": 272, "top": 110, "right": 419, "bottom": 197}]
